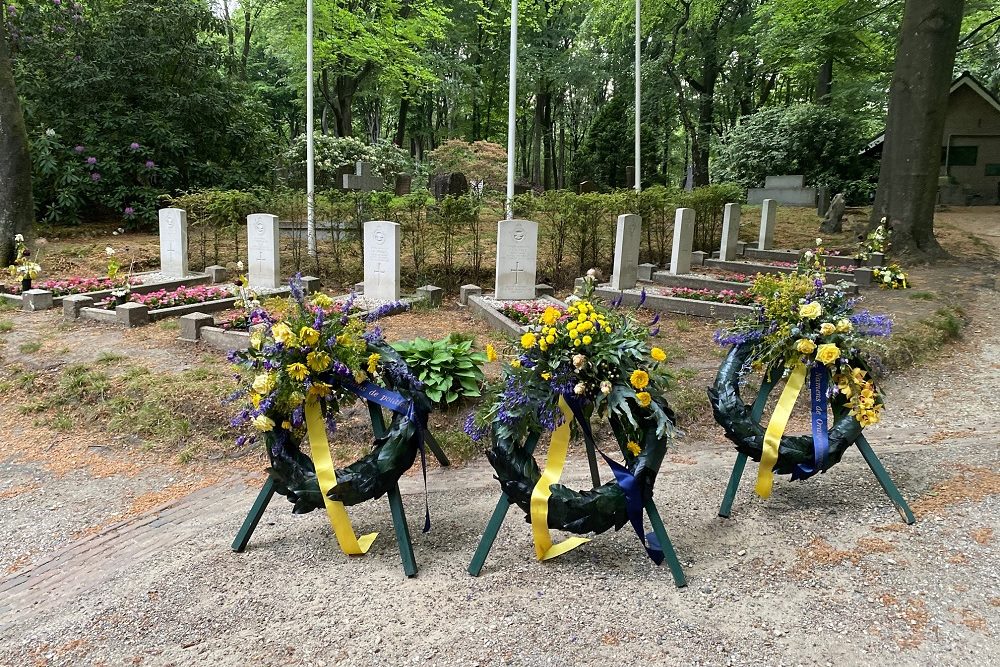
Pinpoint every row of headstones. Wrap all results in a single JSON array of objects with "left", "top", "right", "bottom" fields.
[
  {"left": 491, "top": 200, "right": 778, "bottom": 297},
  {"left": 158, "top": 208, "right": 402, "bottom": 300}
]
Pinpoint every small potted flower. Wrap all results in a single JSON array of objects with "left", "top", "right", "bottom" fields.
[{"left": 6, "top": 235, "right": 41, "bottom": 292}]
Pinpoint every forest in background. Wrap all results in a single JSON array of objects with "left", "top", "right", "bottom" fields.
[{"left": 4, "top": 0, "right": 1000, "bottom": 227}]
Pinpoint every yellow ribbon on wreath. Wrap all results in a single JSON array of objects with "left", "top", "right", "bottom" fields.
[
  {"left": 529, "top": 396, "right": 590, "bottom": 560},
  {"left": 305, "top": 400, "right": 378, "bottom": 555},
  {"left": 756, "top": 363, "right": 808, "bottom": 498}
]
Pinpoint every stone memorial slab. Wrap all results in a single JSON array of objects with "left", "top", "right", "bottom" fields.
[
  {"left": 765, "top": 175, "right": 805, "bottom": 189},
  {"left": 758, "top": 199, "right": 777, "bottom": 250},
  {"left": 363, "top": 220, "right": 401, "bottom": 300},
  {"left": 395, "top": 173, "right": 412, "bottom": 196},
  {"left": 669, "top": 208, "right": 695, "bottom": 275},
  {"left": 247, "top": 213, "right": 281, "bottom": 289},
  {"left": 158, "top": 208, "right": 188, "bottom": 277},
  {"left": 610, "top": 214, "right": 642, "bottom": 290},
  {"left": 720, "top": 203, "right": 741, "bottom": 261},
  {"left": 343, "top": 161, "right": 385, "bottom": 193},
  {"left": 495, "top": 219, "right": 538, "bottom": 300}
]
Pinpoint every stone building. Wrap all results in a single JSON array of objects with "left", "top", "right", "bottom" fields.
[{"left": 863, "top": 72, "right": 1000, "bottom": 205}]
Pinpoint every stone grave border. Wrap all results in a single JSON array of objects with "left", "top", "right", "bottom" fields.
[
  {"left": 1, "top": 269, "right": 220, "bottom": 312},
  {"left": 700, "top": 254, "right": 869, "bottom": 287},
  {"left": 463, "top": 285, "right": 565, "bottom": 337},
  {"left": 592, "top": 284, "right": 754, "bottom": 320}
]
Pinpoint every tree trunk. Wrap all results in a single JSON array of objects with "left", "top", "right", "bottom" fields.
[
  {"left": 394, "top": 96, "right": 409, "bottom": 147},
  {"left": 815, "top": 57, "right": 833, "bottom": 105},
  {"left": 870, "top": 0, "right": 965, "bottom": 259},
  {"left": 531, "top": 84, "right": 548, "bottom": 187},
  {"left": 0, "top": 19, "right": 34, "bottom": 266}
]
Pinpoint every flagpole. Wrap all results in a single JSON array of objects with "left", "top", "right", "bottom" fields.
[
  {"left": 306, "top": 0, "right": 317, "bottom": 256},
  {"left": 634, "top": 0, "right": 641, "bottom": 193},
  {"left": 505, "top": 0, "right": 519, "bottom": 219}
]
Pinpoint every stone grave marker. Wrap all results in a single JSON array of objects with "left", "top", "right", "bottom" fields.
[
  {"left": 610, "top": 214, "right": 642, "bottom": 290},
  {"left": 578, "top": 180, "right": 597, "bottom": 194},
  {"left": 495, "top": 219, "right": 538, "bottom": 300},
  {"left": 758, "top": 199, "right": 777, "bottom": 250},
  {"left": 363, "top": 220, "right": 401, "bottom": 300},
  {"left": 669, "top": 208, "right": 695, "bottom": 275},
  {"left": 158, "top": 208, "right": 188, "bottom": 277},
  {"left": 247, "top": 213, "right": 281, "bottom": 289},
  {"left": 430, "top": 172, "right": 469, "bottom": 200},
  {"left": 343, "top": 161, "right": 385, "bottom": 193},
  {"left": 625, "top": 166, "right": 636, "bottom": 189},
  {"left": 395, "top": 173, "right": 412, "bottom": 196},
  {"left": 720, "top": 203, "right": 741, "bottom": 261}
]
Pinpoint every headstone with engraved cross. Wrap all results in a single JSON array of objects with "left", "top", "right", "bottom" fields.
[
  {"left": 342, "top": 161, "right": 385, "bottom": 193},
  {"left": 363, "top": 220, "right": 401, "bottom": 300},
  {"left": 246, "top": 213, "right": 281, "bottom": 289},
  {"left": 158, "top": 208, "right": 189, "bottom": 277},
  {"left": 495, "top": 219, "right": 538, "bottom": 300}
]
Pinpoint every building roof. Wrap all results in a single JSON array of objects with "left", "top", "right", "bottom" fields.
[{"left": 861, "top": 71, "right": 1000, "bottom": 154}]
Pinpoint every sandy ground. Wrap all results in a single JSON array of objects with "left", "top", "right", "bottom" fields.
[{"left": 0, "top": 209, "right": 998, "bottom": 666}]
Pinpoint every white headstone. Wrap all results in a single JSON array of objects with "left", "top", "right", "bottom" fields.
[
  {"left": 494, "top": 219, "right": 538, "bottom": 300},
  {"left": 610, "top": 214, "right": 642, "bottom": 290},
  {"left": 720, "top": 203, "right": 741, "bottom": 261},
  {"left": 669, "top": 208, "right": 695, "bottom": 275},
  {"left": 158, "top": 208, "right": 188, "bottom": 277},
  {"left": 247, "top": 213, "right": 280, "bottom": 289},
  {"left": 363, "top": 220, "right": 401, "bottom": 300},
  {"left": 758, "top": 199, "right": 777, "bottom": 250}
]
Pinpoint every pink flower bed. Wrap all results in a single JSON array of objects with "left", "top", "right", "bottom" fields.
[
  {"left": 651, "top": 286, "right": 757, "bottom": 306},
  {"left": 497, "top": 300, "right": 566, "bottom": 325},
  {"left": 7, "top": 276, "right": 143, "bottom": 297},
  {"left": 691, "top": 267, "right": 756, "bottom": 283},
  {"left": 101, "top": 285, "right": 233, "bottom": 310}
]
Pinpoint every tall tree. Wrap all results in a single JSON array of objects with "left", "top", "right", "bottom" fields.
[
  {"left": 870, "top": 0, "right": 965, "bottom": 258},
  {"left": 0, "top": 15, "right": 33, "bottom": 265}
]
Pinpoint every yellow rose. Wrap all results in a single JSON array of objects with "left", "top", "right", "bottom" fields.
[
  {"left": 252, "top": 415, "right": 275, "bottom": 432},
  {"left": 287, "top": 362, "right": 310, "bottom": 381},
  {"left": 252, "top": 372, "right": 275, "bottom": 395},
  {"left": 307, "top": 350, "right": 331, "bottom": 372},
  {"left": 815, "top": 343, "right": 841, "bottom": 365},
  {"left": 626, "top": 441, "right": 641, "bottom": 456},
  {"left": 485, "top": 344, "right": 497, "bottom": 362},
  {"left": 836, "top": 319, "right": 853, "bottom": 333},
  {"left": 799, "top": 301, "right": 823, "bottom": 320},
  {"left": 819, "top": 322, "right": 836, "bottom": 336},
  {"left": 630, "top": 369, "right": 650, "bottom": 390},
  {"left": 635, "top": 391, "right": 652, "bottom": 408},
  {"left": 540, "top": 306, "right": 561, "bottom": 326},
  {"left": 520, "top": 332, "right": 536, "bottom": 349},
  {"left": 796, "top": 338, "right": 816, "bottom": 355},
  {"left": 299, "top": 326, "right": 320, "bottom": 347},
  {"left": 650, "top": 347, "right": 667, "bottom": 362},
  {"left": 271, "top": 322, "right": 294, "bottom": 345}
]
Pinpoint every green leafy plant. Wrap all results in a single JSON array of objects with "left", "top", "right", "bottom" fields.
[{"left": 391, "top": 334, "right": 486, "bottom": 405}]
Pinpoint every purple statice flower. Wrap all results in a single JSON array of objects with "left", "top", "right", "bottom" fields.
[
  {"left": 312, "top": 309, "right": 325, "bottom": 330},
  {"left": 86, "top": 156, "right": 97, "bottom": 165},
  {"left": 74, "top": 144, "right": 84, "bottom": 153},
  {"left": 129, "top": 142, "right": 140, "bottom": 150},
  {"left": 341, "top": 291, "right": 357, "bottom": 313},
  {"left": 90, "top": 172, "right": 101, "bottom": 182},
  {"left": 464, "top": 413, "right": 488, "bottom": 442},
  {"left": 649, "top": 326, "right": 660, "bottom": 336},
  {"left": 850, "top": 311, "right": 893, "bottom": 337},
  {"left": 549, "top": 374, "right": 576, "bottom": 397},
  {"left": 365, "top": 300, "right": 410, "bottom": 323},
  {"left": 713, "top": 328, "right": 764, "bottom": 347},
  {"left": 145, "top": 160, "right": 155, "bottom": 169},
  {"left": 362, "top": 326, "right": 383, "bottom": 345},
  {"left": 223, "top": 386, "right": 248, "bottom": 404},
  {"left": 638, "top": 288, "right": 647, "bottom": 306},
  {"left": 385, "top": 360, "right": 422, "bottom": 390},
  {"left": 123, "top": 206, "right": 135, "bottom": 218},
  {"left": 230, "top": 409, "right": 251, "bottom": 428},
  {"left": 225, "top": 349, "right": 241, "bottom": 364},
  {"left": 289, "top": 273, "right": 305, "bottom": 303},
  {"left": 649, "top": 313, "right": 660, "bottom": 326},
  {"left": 332, "top": 361, "right": 351, "bottom": 376},
  {"left": 340, "top": 315, "right": 349, "bottom": 326},
  {"left": 610, "top": 293, "right": 624, "bottom": 308},
  {"left": 538, "top": 402, "right": 565, "bottom": 431},
  {"left": 234, "top": 434, "right": 255, "bottom": 448},
  {"left": 54, "top": 0, "right": 62, "bottom": 5},
  {"left": 325, "top": 414, "right": 338, "bottom": 436},
  {"left": 290, "top": 405, "right": 304, "bottom": 428}
]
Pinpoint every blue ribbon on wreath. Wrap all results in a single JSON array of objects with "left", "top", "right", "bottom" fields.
[
  {"left": 566, "top": 399, "right": 664, "bottom": 565},
  {"left": 346, "top": 381, "right": 432, "bottom": 533},
  {"left": 791, "top": 365, "right": 830, "bottom": 481}
]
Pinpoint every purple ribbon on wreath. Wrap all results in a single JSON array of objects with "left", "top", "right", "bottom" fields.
[{"left": 791, "top": 366, "right": 829, "bottom": 481}]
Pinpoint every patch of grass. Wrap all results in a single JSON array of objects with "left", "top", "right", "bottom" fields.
[
  {"left": 18, "top": 341, "right": 42, "bottom": 354},
  {"left": 882, "top": 306, "right": 967, "bottom": 369},
  {"left": 0, "top": 300, "right": 16, "bottom": 312},
  {"left": 59, "top": 364, "right": 111, "bottom": 402},
  {"left": 20, "top": 398, "right": 53, "bottom": 415},
  {"left": 51, "top": 412, "right": 73, "bottom": 431},
  {"left": 16, "top": 371, "right": 39, "bottom": 391},
  {"left": 159, "top": 319, "right": 181, "bottom": 331},
  {"left": 0, "top": 320, "right": 13, "bottom": 333},
  {"left": 56, "top": 323, "right": 75, "bottom": 332},
  {"left": 673, "top": 320, "right": 692, "bottom": 333},
  {"left": 96, "top": 351, "right": 127, "bottom": 365},
  {"left": 908, "top": 291, "right": 935, "bottom": 301},
  {"left": 431, "top": 428, "right": 482, "bottom": 464}
]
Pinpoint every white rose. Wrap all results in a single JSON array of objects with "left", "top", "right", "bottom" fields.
[
  {"left": 574, "top": 382, "right": 587, "bottom": 395},
  {"left": 237, "top": 260, "right": 245, "bottom": 271},
  {"left": 572, "top": 354, "right": 587, "bottom": 369},
  {"left": 815, "top": 237, "right": 823, "bottom": 245},
  {"left": 803, "top": 251, "right": 814, "bottom": 260},
  {"left": 600, "top": 380, "right": 612, "bottom": 395},
  {"left": 14, "top": 234, "right": 23, "bottom": 243}
]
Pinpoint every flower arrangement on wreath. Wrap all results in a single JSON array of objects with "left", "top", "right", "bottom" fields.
[
  {"left": 228, "top": 277, "right": 426, "bottom": 514},
  {"left": 709, "top": 250, "right": 893, "bottom": 497},
  {"left": 466, "top": 273, "right": 676, "bottom": 542},
  {"left": 6, "top": 235, "right": 41, "bottom": 288}
]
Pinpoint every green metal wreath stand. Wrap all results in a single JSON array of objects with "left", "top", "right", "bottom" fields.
[
  {"left": 717, "top": 372, "right": 916, "bottom": 524},
  {"left": 231, "top": 401, "right": 451, "bottom": 578},
  {"left": 468, "top": 419, "right": 688, "bottom": 588}
]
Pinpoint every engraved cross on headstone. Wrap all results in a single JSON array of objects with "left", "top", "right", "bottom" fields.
[
  {"left": 343, "top": 161, "right": 385, "bottom": 193},
  {"left": 510, "top": 261, "right": 525, "bottom": 284}
]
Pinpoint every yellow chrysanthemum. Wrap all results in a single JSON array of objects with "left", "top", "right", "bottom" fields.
[
  {"left": 299, "top": 326, "right": 320, "bottom": 347},
  {"left": 511, "top": 359, "right": 521, "bottom": 368},
  {"left": 629, "top": 369, "right": 650, "bottom": 390},
  {"left": 250, "top": 392, "right": 261, "bottom": 408},
  {"left": 250, "top": 330, "right": 264, "bottom": 351},
  {"left": 486, "top": 344, "right": 497, "bottom": 362},
  {"left": 367, "top": 353, "right": 381, "bottom": 374},
  {"left": 281, "top": 421, "right": 292, "bottom": 430},
  {"left": 541, "top": 372, "right": 552, "bottom": 380},
  {"left": 635, "top": 391, "right": 652, "bottom": 408},
  {"left": 311, "top": 293, "right": 334, "bottom": 309},
  {"left": 308, "top": 382, "right": 332, "bottom": 398},
  {"left": 307, "top": 350, "right": 331, "bottom": 372},
  {"left": 287, "top": 363, "right": 309, "bottom": 381},
  {"left": 540, "top": 306, "right": 561, "bottom": 326},
  {"left": 546, "top": 334, "right": 556, "bottom": 345},
  {"left": 626, "top": 441, "right": 641, "bottom": 456},
  {"left": 650, "top": 347, "right": 667, "bottom": 362},
  {"left": 288, "top": 391, "right": 305, "bottom": 407},
  {"left": 521, "top": 332, "right": 536, "bottom": 349},
  {"left": 582, "top": 335, "right": 592, "bottom": 345}
]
